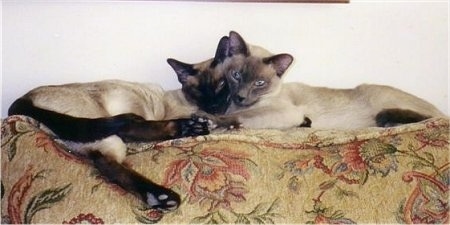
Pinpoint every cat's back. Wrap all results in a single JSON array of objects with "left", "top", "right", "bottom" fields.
[
  {"left": 354, "top": 83, "right": 445, "bottom": 117},
  {"left": 280, "top": 82, "right": 355, "bottom": 105},
  {"left": 22, "top": 79, "right": 167, "bottom": 119}
]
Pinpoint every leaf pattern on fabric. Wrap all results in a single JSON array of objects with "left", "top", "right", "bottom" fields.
[
  {"left": 163, "top": 146, "right": 252, "bottom": 211},
  {"left": 24, "top": 183, "right": 72, "bottom": 223},
  {"left": 1, "top": 116, "right": 449, "bottom": 223}
]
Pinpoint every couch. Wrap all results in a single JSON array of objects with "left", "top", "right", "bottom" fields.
[{"left": 1, "top": 115, "right": 449, "bottom": 224}]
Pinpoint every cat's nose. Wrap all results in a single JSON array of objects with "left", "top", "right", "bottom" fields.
[{"left": 235, "top": 95, "right": 245, "bottom": 103}]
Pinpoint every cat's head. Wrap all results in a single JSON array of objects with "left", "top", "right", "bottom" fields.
[
  {"left": 167, "top": 36, "right": 231, "bottom": 115},
  {"left": 220, "top": 31, "right": 294, "bottom": 107}
]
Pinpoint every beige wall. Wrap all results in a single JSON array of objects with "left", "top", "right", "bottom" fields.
[{"left": 2, "top": 1, "right": 448, "bottom": 116}]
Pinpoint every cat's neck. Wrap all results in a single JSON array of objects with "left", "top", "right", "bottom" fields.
[{"left": 163, "top": 89, "right": 198, "bottom": 119}]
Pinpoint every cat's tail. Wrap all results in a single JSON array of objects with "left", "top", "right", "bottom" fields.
[
  {"left": 8, "top": 98, "right": 133, "bottom": 142},
  {"left": 375, "top": 108, "right": 431, "bottom": 127}
]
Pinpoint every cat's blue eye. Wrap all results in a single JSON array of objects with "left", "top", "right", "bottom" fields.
[
  {"left": 254, "top": 80, "right": 266, "bottom": 87},
  {"left": 232, "top": 71, "right": 241, "bottom": 80}
]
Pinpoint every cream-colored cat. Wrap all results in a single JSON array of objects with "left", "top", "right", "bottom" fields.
[{"left": 218, "top": 31, "right": 446, "bottom": 129}]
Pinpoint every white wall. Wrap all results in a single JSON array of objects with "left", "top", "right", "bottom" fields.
[{"left": 2, "top": 1, "right": 448, "bottom": 117}]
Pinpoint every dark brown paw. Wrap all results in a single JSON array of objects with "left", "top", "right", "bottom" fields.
[
  {"left": 299, "top": 117, "right": 312, "bottom": 128},
  {"left": 177, "top": 115, "right": 211, "bottom": 138},
  {"left": 143, "top": 186, "right": 181, "bottom": 212},
  {"left": 203, "top": 114, "right": 241, "bottom": 130}
]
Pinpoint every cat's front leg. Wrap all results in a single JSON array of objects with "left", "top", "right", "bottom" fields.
[
  {"left": 114, "top": 114, "right": 212, "bottom": 142},
  {"left": 192, "top": 111, "right": 242, "bottom": 130},
  {"left": 235, "top": 105, "right": 308, "bottom": 129}
]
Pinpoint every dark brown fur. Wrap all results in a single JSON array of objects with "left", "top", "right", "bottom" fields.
[{"left": 375, "top": 108, "right": 430, "bottom": 127}]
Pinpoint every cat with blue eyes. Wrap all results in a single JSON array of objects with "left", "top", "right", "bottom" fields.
[{"left": 218, "top": 31, "right": 445, "bottom": 129}]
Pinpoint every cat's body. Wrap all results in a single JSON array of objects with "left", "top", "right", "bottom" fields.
[
  {"left": 23, "top": 79, "right": 197, "bottom": 121},
  {"left": 8, "top": 80, "right": 209, "bottom": 212},
  {"left": 226, "top": 81, "right": 445, "bottom": 129},
  {"left": 219, "top": 31, "right": 446, "bottom": 129}
]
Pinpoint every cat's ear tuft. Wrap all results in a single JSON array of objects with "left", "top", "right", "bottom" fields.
[
  {"left": 263, "top": 54, "right": 294, "bottom": 77},
  {"left": 211, "top": 36, "right": 229, "bottom": 68},
  {"left": 167, "top": 58, "right": 197, "bottom": 84},
  {"left": 228, "top": 31, "right": 249, "bottom": 56}
]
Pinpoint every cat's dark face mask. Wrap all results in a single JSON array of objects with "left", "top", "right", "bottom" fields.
[
  {"left": 167, "top": 36, "right": 232, "bottom": 115},
  {"left": 187, "top": 70, "right": 231, "bottom": 115},
  {"left": 167, "top": 57, "right": 231, "bottom": 115}
]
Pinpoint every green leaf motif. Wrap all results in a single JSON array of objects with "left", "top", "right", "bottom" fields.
[
  {"left": 319, "top": 179, "right": 337, "bottom": 191},
  {"left": 360, "top": 140, "right": 397, "bottom": 161},
  {"left": 202, "top": 156, "right": 227, "bottom": 167},
  {"left": 24, "top": 183, "right": 72, "bottom": 224},
  {"left": 359, "top": 170, "right": 369, "bottom": 185},
  {"left": 8, "top": 141, "right": 17, "bottom": 161},
  {"left": 335, "top": 187, "right": 359, "bottom": 200},
  {"left": 409, "top": 160, "right": 428, "bottom": 170},
  {"left": 423, "top": 152, "right": 435, "bottom": 164},
  {"left": 181, "top": 162, "right": 198, "bottom": 185},
  {"left": 2, "top": 132, "right": 32, "bottom": 161},
  {"left": 6, "top": 134, "right": 22, "bottom": 161},
  {"left": 191, "top": 211, "right": 229, "bottom": 224}
]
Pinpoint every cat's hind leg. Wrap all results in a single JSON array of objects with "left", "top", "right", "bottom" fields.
[
  {"left": 375, "top": 108, "right": 430, "bottom": 127},
  {"left": 67, "top": 136, "right": 180, "bottom": 211},
  {"left": 88, "top": 150, "right": 180, "bottom": 211}
]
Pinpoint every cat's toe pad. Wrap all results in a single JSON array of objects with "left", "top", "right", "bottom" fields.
[
  {"left": 146, "top": 192, "right": 180, "bottom": 211},
  {"left": 179, "top": 115, "right": 211, "bottom": 137}
]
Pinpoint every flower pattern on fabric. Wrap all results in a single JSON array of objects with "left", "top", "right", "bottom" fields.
[
  {"left": 63, "top": 213, "right": 105, "bottom": 224},
  {"left": 163, "top": 146, "right": 252, "bottom": 211},
  {"left": 397, "top": 165, "right": 449, "bottom": 224},
  {"left": 6, "top": 166, "right": 72, "bottom": 224},
  {"left": 1, "top": 116, "right": 449, "bottom": 223}
]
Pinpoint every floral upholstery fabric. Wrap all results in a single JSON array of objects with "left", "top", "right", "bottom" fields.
[{"left": 1, "top": 115, "right": 449, "bottom": 224}]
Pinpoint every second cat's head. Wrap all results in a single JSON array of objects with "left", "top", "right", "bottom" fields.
[{"left": 218, "top": 31, "right": 294, "bottom": 108}]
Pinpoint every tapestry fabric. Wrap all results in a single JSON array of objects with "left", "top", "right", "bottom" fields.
[{"left": 1, "top": 115, "right": 449, "bottom": 224}]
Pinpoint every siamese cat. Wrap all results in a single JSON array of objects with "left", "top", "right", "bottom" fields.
[
  {"left": 7, "top": 36, "right": 237, "bottom": 211},
  {"left": 218, "top": 31, "right": 446, "bottom": 129}
]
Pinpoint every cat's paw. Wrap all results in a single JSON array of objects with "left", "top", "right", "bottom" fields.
[
  {"left": 299, "top": 116, "right": 312, "bottom": 128},
  {"left": 145, "top": 188, "right": 181, "bottom": 212},
  {"left": 178, "top": 115, "right": 211, "bottom": 137},
  {"left": 195, "top": 112, "right": 242, "bottom": 130},
  {"left": 214, "top": 116, "right": 242, "bottom": 130}
]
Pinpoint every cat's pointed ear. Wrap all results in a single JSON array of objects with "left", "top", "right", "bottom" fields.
[
  {"left": 211, "top": 36, "right": 229, "bottom": 68},
  {"left": 228, "top": 31, "right": 249, "bottom": 56},
  {"left": 263, "top": 54, "right": 294, "bottom": 77},
  {"left": 167, "top": 58, "right": 197, "bottom": 84}
]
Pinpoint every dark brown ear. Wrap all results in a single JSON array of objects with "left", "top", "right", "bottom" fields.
[
  {"left": 167, "top": 58, "right": 197, "bottom": 84},
  {"left": 263, "top": 54, "right": 294, "bottom": 77},
  {"left": 228, "top": 31, "right": 249, "bottom": 56},
  {"left": 211, "top": 36, "right": 229, "bottom": 68}
]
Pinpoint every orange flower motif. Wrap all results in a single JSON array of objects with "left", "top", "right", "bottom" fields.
[
  {"left": 332, "top": 142, "right": 367, "bottom": 176},
  {"left": 341, "top": 144, "right": 367, "bottom": 172},
  {"left": 195, "top": 165, "right": 227, "bottom": 192},
  {"left": 163, "top": 147, "right": 251, "bottom": 210},
  {"left": 415, "top": 131, "right": 449, "bottom": 148}
]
